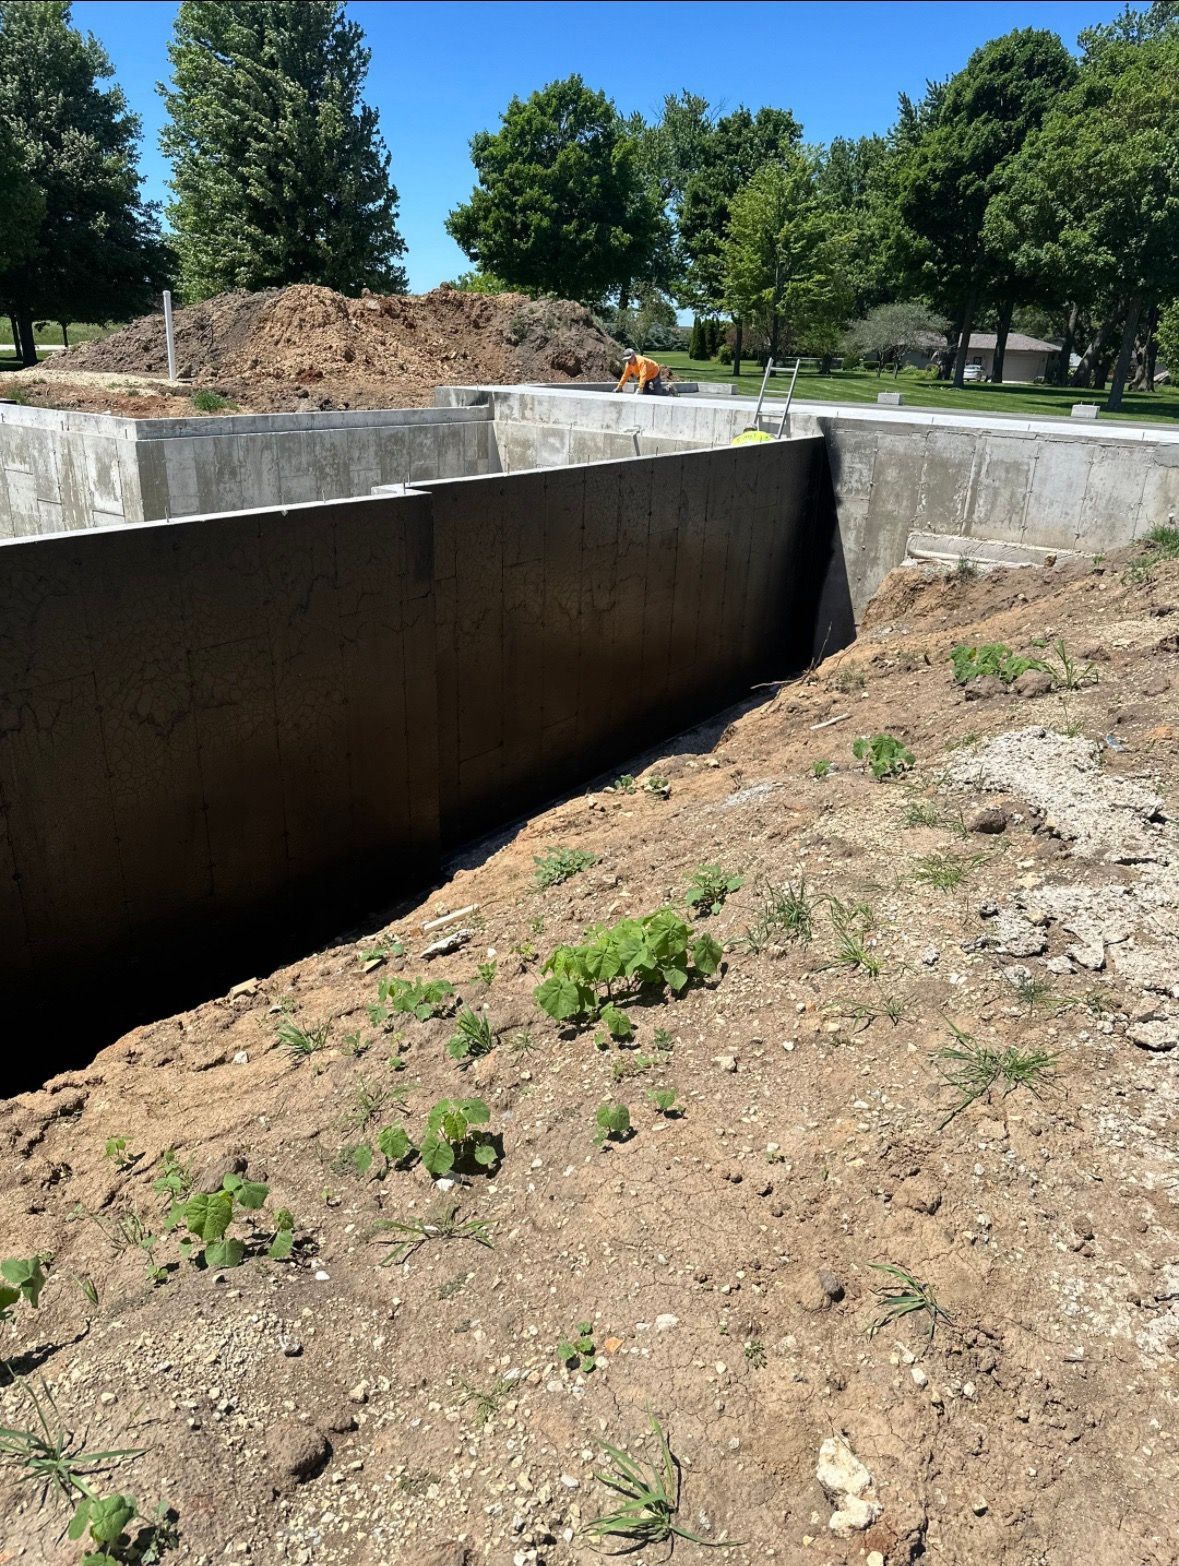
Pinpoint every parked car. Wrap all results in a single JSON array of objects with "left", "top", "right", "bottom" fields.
[{"left": 962, "top": 363, "right": 985, "bottom": 382}]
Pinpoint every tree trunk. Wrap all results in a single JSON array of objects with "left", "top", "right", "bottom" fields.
[
  {"left": 1106, "top": 296, "right": 1143, "bottom": 412},
  {"left": 991, "top": 299, "right": 1013, "bottom": 385},
  {"left": 732, "top": 316, "right": 743, "bottom": 378},
  {"left": 1055, "top": 303, "right": 1079, "bottom": 385},
  {"left": 768, "top": 308, "right": 780, "bottom": 363},
  {"left": 951, "top": 289, "right": 977, "bottom": 388},
  {"left": 59, "top": 322, "right": 69, "bottom": 349},
  {"left": 7, "top": 313, "right": 17, "bottom": 355},
  {"left": 1071, "top": 321, "right": 1112, "bottom": 388},
  {"left": 15, "top": 308, "right": 37, "bottom": 368},
  {"left": 1131, "top": 304, "right": 1157, "bottom": 392}
]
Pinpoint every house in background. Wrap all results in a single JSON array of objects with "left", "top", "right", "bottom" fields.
[{"left": 960, "top": 331, "right": 1059, "bottom": 382}]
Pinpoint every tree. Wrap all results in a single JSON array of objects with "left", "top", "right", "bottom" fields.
[
  {"left": 689, "top": 316, "right": 707, "bottom": 359},
  {"left": 162, "top": 1, "right": 405, "bottom": 300},
  {"left": 447, "top": 76, "right": 663, "bottom": 307},
  {"left": 895, "top": 29, "right": 1077, "bottom": 386},
  {"left": 0, "top": 1, "right": 165, "bottom": 366},
  {"left": 444, "top": 270, "right": 510, "bottom": 295},
  {"left": 1159, "top": 299, "right": 1179, "bottom": 373},
  {"left": 0, "top": 116, "right": 42, "bottom": 277},
  {"left": 844, "top": 301, "right": 949, "bottom": 376},
  {"left": 723, "top": 155, "right": 853, "bottom": 364},
  {"left": 985, "top": 30, "right": 1179, "bottom": 409}
]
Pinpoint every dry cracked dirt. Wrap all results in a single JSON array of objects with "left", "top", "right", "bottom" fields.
[{"left": 2, "top": 537, "right": 1179, "bottom": 1566}]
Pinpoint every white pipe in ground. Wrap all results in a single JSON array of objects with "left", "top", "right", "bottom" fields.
[{"left": 163, "top": 290, "right": 177, "bottom": 382}]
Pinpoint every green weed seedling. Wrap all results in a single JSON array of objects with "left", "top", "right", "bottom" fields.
[
  {"left": 558, "top": 1320, "right": 597, "bottom": 1373},
  {"left": 1129, "top": 523, "right": 1179, "bottom": 582},
  {"left": 459, "top": 1378, "right": 512, "bottom": 1426},
  {"left": 828, "top": 899, "right": 882, "bottom": 977},
  {"left": 0, "top": 1378, "right": 143, "bottom": 1509},
  {"left": 950, "top": 642, "right": 1042, "bottom": 685},
  {"left": 644, "top": 775, "right": 671, "bottom": 798},
  {"left": 475, "top": 959, "right": 497, "bottom": 987},
  {"left": 421, "top": 1098, "right": 498, "bottom": 1176},
  {"left": 685, "top": 864, "right": 744, "bottom": 918},
  {"left": 370, "top": 1202, "right": 492, "bottom": 1266},
  {"left": 914, "top": 852, "right": 981, "bottom": 891},
  {"left": 69, "top": 1492, "right": 178, "bottom": 1564},
  {"left": 902, "top": 799, "right": 941, "bottom": 829},
  {"left": 369, "top": 976, "right": 454, "bottom": 1027},
  {"left": 103, "top": 1138, "right": 140, "bottom": 1174},
  {"left": 360, "top": 932, "right": 404, "bottom": 971},
  {"left": 71, "top": 1206, "right": 166, "bottom": 1287},
  {"left": 811, "top": 758, "right": 832, "bottom": 779},
  {"left": 853, "top": 733, "right": 915, "bottom": 781},
  {"left": 1039, "top": 638, "right": 1098, "bottom": 691},
  {"left": 176, "top": 1174, "right": 293, "bottom": 1269},
  {"left": 508, "top": 1029, "right": 538, "bottom": 1055},
  {"left": 593, "top": 1102, "right": 631, "bottom": 1146},
  {"left": 535, "top": 908, "right": 721, "bottom": 1040},
  {"left": 277, "top": 1019, "right": 331, "bottom": 1058},
  {"left": 447, "top": 1008, "right": 495, "bottom": 1065},
  {"left": 867, "top": 1262, "right": 950, "bottom": 1349},
  {"left": 608, "top": 773, "right": 637, "bottom": 794},
  {"left": 933, "top": 1027, "right": 1057, "bottom": 1128},
  {"left": 190, "top": 388, "right": 234, "bottom": 413},
  {"left": 584, "top": 1412, "right": 738, "bottom": 1551},
  {"left": 151, "top": 1150, "right": 193, "bottom": 1212},
  {"left": 743, "top": 1338, "right": 767, "bottom": 1368},
  {"left": 533, "top": 846, "right": 597, "bottom": 888},
  {"left": 0, "top": 1256, "right": 47, "bottom": 1322},
  {"left": 652, "top": 1027, "right": 675, "bottom": 1052},
  {"left": 741, "top": 880, "right": 816, "bottom": 951},
  {"left": 611, "top": 1052, "right": 656, "bottom": 1081},
  {"left": 647, "top": 1088, "right": 680, "bottom": 1117}
]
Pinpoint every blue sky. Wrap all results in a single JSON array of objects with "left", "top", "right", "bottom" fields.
[{"left": 76, "top": 0, "right": 1125, "bottom": 294}]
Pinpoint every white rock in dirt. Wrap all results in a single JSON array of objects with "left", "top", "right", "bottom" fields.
[
  {"left": 816, "top": 1436, "right": 882, "bottom": 1537},
  {"left": 713, "top": 1055, "right": 738, "bottom": 1073},
  {"left": 654, "top": 1314, "right": 680, "bottom": 1332},
  {"left": 921, "top": 944, "right": 940, "bottom": 966}
]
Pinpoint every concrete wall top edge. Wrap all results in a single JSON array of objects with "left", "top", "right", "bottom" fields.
[
  {"left": 0, "top": 485, "right": 428, "bottom": 551},
  {"left": 0, "top": 399, "right": 492, "bottom": 441},
  {"left": 447, "top": 382, "right": 1179, "bottom": 448}
]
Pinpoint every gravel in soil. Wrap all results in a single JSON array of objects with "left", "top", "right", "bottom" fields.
[{"left": 2, "top": 546, "right": 1179, "bottom": 1564}]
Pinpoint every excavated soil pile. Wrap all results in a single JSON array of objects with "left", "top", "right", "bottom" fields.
[
  {"left": 3, "top": 544, "right": 1179, "bottom": 1563},
  {"left": 35, "top": 284, "right": 624, "bottom": 414}
]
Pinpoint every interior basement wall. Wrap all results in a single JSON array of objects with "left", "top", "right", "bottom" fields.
[{"left": 0, "top": 437, "right": 844, "bottom": 1071}]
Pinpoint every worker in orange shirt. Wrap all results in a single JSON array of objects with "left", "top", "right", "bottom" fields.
[{"left": 614, "top": 349, "right": 668, "bottom": 395}]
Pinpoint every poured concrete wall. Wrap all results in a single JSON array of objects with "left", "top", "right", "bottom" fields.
[
  {"left": 417, "top": 437, "right": 837, "bottom": 839},
  {"left": 0, "top": 440, "right": 835, "bottom": 1036},
  {"left": 446, "top": 385, "right": 1179, "bottom": 610},
  {"left": 0, "top": 402, "right": 496, "bottom": 536},
  {"left": 0, "top": 493, "right": 438, "bottom": 1020}
]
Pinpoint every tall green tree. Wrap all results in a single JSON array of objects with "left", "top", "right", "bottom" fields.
[
  {"left": 447, "top": 76, "right": 663, "bottom": 307},
  {"left": 162, "top": 0, "right": 405, "bottom": 300},
  {"left": 984, "top": 29, "right": 1179, "bottom": 409},
  {"left": 895, "top": 29, "right": 1077, "bottom": 386},
  {"left": 723, "top": 154, "right": 853, "bottom": 363},
  {"left": 0, "top": 0, "right": 164, "bottom": 366}
]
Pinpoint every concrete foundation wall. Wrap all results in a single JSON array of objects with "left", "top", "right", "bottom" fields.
[
  {"left": 418, "top": 438, "right": 836, "bottom": 839},
  {"left": 451, "top": 385, "right": 1179, "bottom": 611},
  {"left": 0, "top": 493, "right": 439, "bottom": 1018},
  {"left": 0, "top": 439, "right": 835, "bottom": 1037},
  {"left": 0, "top": 403, "right": 496, "bottom": 535}
]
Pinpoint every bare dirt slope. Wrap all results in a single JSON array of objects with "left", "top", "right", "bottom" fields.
[
  {"left": 6, "top": 285, "right": 623, "bottom": 418},
  {"left": 2, "top": 542, "right": 1179, "bottom": 1565}
]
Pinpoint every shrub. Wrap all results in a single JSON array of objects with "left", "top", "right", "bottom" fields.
[
  {"left": 370, "top": 976, "right": 454, "bottom": 1025},
  {"left": 689, "top": 317, "right": 707, "bottom": 360},
  {"left": 685, "top": 864, "right": 743, "bottom": 917},
  {"left": 190, "top": 388, "right": 234, "bottom": 413},
  {"left": 535, "top": 909, "right": 721, "bottom": 1039},
  {"left": 717, "top": 343, "right": 733, "bottom": 365}
]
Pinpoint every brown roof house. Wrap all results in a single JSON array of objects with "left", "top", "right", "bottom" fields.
[{"left": 959, "top": 332, "right": 1059, "bottom": 382}]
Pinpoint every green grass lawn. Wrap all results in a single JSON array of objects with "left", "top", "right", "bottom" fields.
[{"left": 660, "top": 349, "right": 1179, "bottom": 427}]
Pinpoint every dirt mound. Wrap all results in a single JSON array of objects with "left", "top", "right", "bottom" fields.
[
  {"left": 3, "top": 546, "right": 1179, "bottom": 1562},
  {"left": 44, "top": 284, "right": 624, "bottom": 412}
]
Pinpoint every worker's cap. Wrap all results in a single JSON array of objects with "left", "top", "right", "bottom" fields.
[{"left": 623, "top": 349, "right": 636, "bottom": 359}]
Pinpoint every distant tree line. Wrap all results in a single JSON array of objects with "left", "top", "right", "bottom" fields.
[{"left": 4, "top": 0, "right": 1179, "bottom": 412}]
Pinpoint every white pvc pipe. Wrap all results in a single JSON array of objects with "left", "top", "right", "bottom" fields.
[{"left": 163, "top": 290, "right": 177, "bottom": 382}]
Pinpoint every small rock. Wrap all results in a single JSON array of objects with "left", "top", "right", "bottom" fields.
[
  {"left": 921, "top": 944, "right": 940, "bottom": 967},
  {"left": 1014, "top": 669, "right": 1054, "bottom": 698},
  {"left": 348, "top": 1381, "right": 370, "bottom": 1404},
  {"left": 1045, "top": 955, "right": 1074, "bottom": 976},
  {"left": 816, "top": 1436, "right": 881, "bottom": 1537},
  {"left": 654, "top": 1314, "right": 679, "bottom": 1332},
  {"left": 266, "top": 1421, "right": 330, "bottom": 1485},
  {"left": 817, "top": 1268, "right": 844, "bottom": 1303},
  {"left": 894, "top": 1176, "right": 942, "bottom": 1215},
  {"left": 965, "top": 675, "right": 1004, "bottom": 701},
  {"left": 1142, "top": 673, "right": 1170, "bottom": 697},
  {"left": 972, "top": 1498, "right": 989, "bottom": 1516},
  {"left": 968, "top": 805, "right": 1008, "bottom": 835},
  {"left": 713, "top": 1055, "right": 737, "bottom": 1073},
  {"left": 228, "top": 978, "right": 259, "bottom": 1001},
  {"left": 911, "top": 1366, "right": 928, "bottom": 1388},
  {"left": 232, "top": 1050, "right": 250, "bottom": 1065}
]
